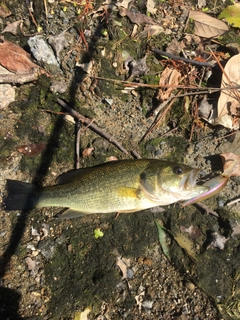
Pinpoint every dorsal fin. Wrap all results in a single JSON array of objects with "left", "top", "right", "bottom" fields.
[{"left": 56, "top": 167, "right": 91, "bottom": 184}]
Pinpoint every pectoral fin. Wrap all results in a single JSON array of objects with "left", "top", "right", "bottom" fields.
[{"left": 56, "top": 209, "right": 88, "bottom": 219}]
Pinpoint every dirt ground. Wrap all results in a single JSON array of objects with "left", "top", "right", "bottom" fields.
[{"left": 1, "top": 0, "right": 240, "bottom": 319}]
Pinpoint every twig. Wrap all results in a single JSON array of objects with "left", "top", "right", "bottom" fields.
[
  {"left": 75, "top": 120, "right": 81, "bottom": 169},
  {"left": 194, "top": 202, "right": 219, "bottom": 218},
  {"left": 57, "top": 99, "right": 128, "bottom": 154},
  {"left": 0, "top": 72, "right": 40, "bottom": 84},
  {"left": 92, "top": 75, "right": 240, "bottom": 93},
  {"left": 152, "top": 94, "right": 174, "bottom": 116},
  {"left": 28, "top": 4, "right": 39, "bottom": 30},
  {"left": 43, "top": 0, "right": 48, "bottom": 24},
  {"left": 131, "top": 150, "right": 142, "bottom": 159},
  {"left": 227, "top": 198, "right": 240, "bottom": 207},
  {"left": 141, "top": 92, "right": 182, "bottom": 141},
  {"left": 152, "top": 48, "right": 215, "bottom": 68}
]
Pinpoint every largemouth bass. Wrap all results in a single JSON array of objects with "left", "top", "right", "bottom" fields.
[{"left": 3, "top": 159, "right": 208, "bottom": 219}]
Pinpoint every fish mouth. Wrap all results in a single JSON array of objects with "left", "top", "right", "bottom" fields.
[{"left": 179, "top": 168, "right": 199, "bottom": 190}]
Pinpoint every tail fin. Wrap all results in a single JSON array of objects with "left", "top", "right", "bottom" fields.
[{"left": 3, "top": 180, "right": 38, "bottom": 211}]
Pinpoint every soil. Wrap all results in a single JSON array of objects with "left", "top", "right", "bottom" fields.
[{"left": 1, "top": 0, "right": 240, "bottom": 319}]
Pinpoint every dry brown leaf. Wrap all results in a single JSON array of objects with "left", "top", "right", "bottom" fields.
[
  {"left": 116, "top": 257, "right": 128, "bottom": 279},
  {"left": 2, "top": 20, "right": 22, "bottom": 35},
  {"left": 0, "top": 37, "right": 39, "bottom": 74},
  {"left": 116, "top": 0, "right": 132, "bottom": 9},
  {"left": 106, "top": 156, "right": 118, "bottom": 161},
  {"left": 125, "top": 55, "right": 149, "bottom": 79},
  {"left": 146, "top": 0, "right": 157, "bottom": 15},
  {"left": 82, "top": 147, "right": 94, "bottom": 157},
  {"left": 157, "top": 67, "right": 181, "bottom": 101},
  {"left": 119, "top": 8, "right": 155, "bottom": 25},
  {"left": 17, "top": 142, "right": 46, "bottom": 156},
  {"left": 0, "top": 4, "right": 11, "bottom": 18},
  {"left": 207, "top": 232, "right": 228, "bottom": 250},
  {"left": 220, "top": 152, "right": 240, "bottom": 177},
  {"left": 189, "top": 11, "right": 229, "bottom": 38},
  {"left": 216, "top": 53, "right": 240, "bottom": 129},
  {"left": 166, "top": 39, "right": 185, "bottom": 56},
  {"left": 139, "top": 24, "right": 164, "bottom": 38}
]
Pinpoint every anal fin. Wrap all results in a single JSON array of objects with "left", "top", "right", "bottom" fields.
[{"left": 56, "top": 209, "right": 88, "bottom": 219}]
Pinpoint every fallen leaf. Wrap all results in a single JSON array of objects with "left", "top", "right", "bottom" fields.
[
  {"left": 216, "top": 53, "right": 240, "bottom": 129},
  {"left": 146, "top": 0, "right": 157, "bottom": 15},
  {"left": 125, "top": 55, "right": 149, "bottom": 79},
  {"left": 155, "top": 220, "right": 170, "bottom": 261},
  {"left": 135, "top": 290, "right": 145, "bottom": 312},
  {"left": 25, "top": 257, "right": 37, "bottom": 272},
  {"left": 157, "top": 67, "right": 181, "bottom": 101},
  {"left": 116, "top": 256, "right": 132, "bottom": 280},
  {"left": 198, "top": 95, "right": 213, "bottom": 119},
  {"left": 17, "top": 142, "right": 46, "bottom": 156},
  {"left": 207, "top": 231, "right": 228, "bottom": 250},
  {"left": 189, "top": 10, "right": 229, "bottom": 38},
  {"left": 76, "top": 61, "right": 94, "bottom": 74},
  {"left": 219, "top": 3, "right": 240, "bottom": 28},
  {"left": 0, "top": 3, "right": 11, "bottom": 18},
  {"left": 116, "top": 0, "right": 132, "bottom": 9},
  {"left": 197, "top": 0, "right": 206, "bottom": 9},
  {"left": 174, "top": 233, "right": 197, "bottom": 260},
  {"left": 220, "top": 152, "right": 240, "bottom": 177},
  {"left": 230, "top": 220, "right": 240, "bottom": 239},
  {"left": 180, "top": 225, "right": 203, "bottom": 239},
  {"left": 119, "top": 8, "right": 155, "bottom": 25},
  {"left": 166, "top": 39, "right": 185, "bottom": 56},
  {"left": 138, "top": 24, "right": 164, "bottom": 38},
  {"left": 106, "top": 156, "right": 118, "bottom": 161},
  {"left": 48, "top": 30, "right": 68, "bottom": 58},
  {"left": 73, "top": 307, "right": 91, "bottom": 320},
  {"left": 2, "top": 20, "right": 22, "bottom": 35},
  {"left": 82, "top": 147, "right": 94, "bottom": 157},
  {"left": 0, "top": 37, "right": 39, "bottom": 74}
]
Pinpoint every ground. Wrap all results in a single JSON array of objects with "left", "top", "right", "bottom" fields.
[{"left": 1, "top": 0, "right": 240, "bottom": 319}]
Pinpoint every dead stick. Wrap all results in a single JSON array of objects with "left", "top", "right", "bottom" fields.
[
  {"left": 152, "top": 48, "right": 215, "bottom": 68},
  {"left": 92, "top": 75, "right": 240, "bottom": 92},
  {"left": 0, "top": 72, "right": 39, "bottom": 84},
  {"left": 57, "top": 99, "right": 128, "bottom": 154},
  {"left": 75, "top": 120, "right": 81, "bottom": 169},
  {"left": 194, "top": 202, "right": 219, "bottom": 218}
]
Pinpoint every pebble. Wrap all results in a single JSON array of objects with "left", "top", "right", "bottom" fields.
[
  {"left": 28, "top": 36, "right": 61, "bottom": 74},
  {"left": 0, "top": 84, "right": 15, "bottom": 109}
]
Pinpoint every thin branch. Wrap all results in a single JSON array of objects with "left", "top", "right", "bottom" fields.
[
  {"left": 92, "top": 75, "right": 240, "bottom": 93},
  {"left": 152, "top": 48, "right": 215, "bottom": 68},
  {"left": 75, "top": 120, "right": 81, "bottom": 169},
  {"left": 194, "top": 202, "right": 219, "bottom": 218},
  {"left": 141, "top": 92, "right": 182, "bottom": 141},
  {"left": 0, "top": 72, "right": 40, "bottom": 84},
  {"left": 57, "top": 99, "right": 128, "bottom": 154}
]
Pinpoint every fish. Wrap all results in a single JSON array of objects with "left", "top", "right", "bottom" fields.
[{"left": 3, "top": 159, "right": 208, "bottom": 219}]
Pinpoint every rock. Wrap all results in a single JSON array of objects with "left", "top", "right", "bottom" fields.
[{"left": 28, "top": 35, "right": 61, "bottom": 74}]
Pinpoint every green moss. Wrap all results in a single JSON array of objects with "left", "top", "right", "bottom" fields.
[
  {"left": 140, "top": 135, "right": 188, "bottom": 162},
  {"left": 0, "top": 136, "right": 17, "bottom": 158}
]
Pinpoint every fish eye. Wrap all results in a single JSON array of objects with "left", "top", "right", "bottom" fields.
[{"left": 173, "top": 166, "right": 183, "bottom": 175}]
